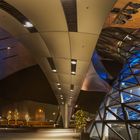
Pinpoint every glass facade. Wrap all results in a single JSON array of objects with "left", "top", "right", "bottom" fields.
[{"left": 90, "top": 45, "right": 140, "bottom": 140}]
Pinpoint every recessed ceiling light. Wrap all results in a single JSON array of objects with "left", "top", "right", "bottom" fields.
[
  {"left": 71, "top": 60, "right": 77, "bottom": 65},
  {"left": 71, "top": 59, "right": 77, "bottom": 75},
  {"left": 8, "top": 110, "right": 12, "bottom": 114},
  {"left": 57, "top": 83, "right": 60, "bottom": 86},
  {"left": 75, "top": 105, "right": 78, "bottom": 108},
  {"left": 24, "top": 21, "right": 33, "bottom": 28},
  {"left": 60, "top": 95, "right": 63, "bottom": 97},
  {"left": 52, "top": 112, "right": 56, "bottom": 116},
  {"left": 47, "top": 57, "right": 57, "bottom": 73},
  {"left": 52, "top": 69, "right": 57, "bottom": 72},
  {"left": 69, "top": 97, "right": 72, "bottom": 99},
  {"left": 117, "top": 41, "right": 123, "bottom": 47},
  {"left": 62, "top": 102, "right": 64, "bottom": 105},
  {"left": 7, "top": 47, "right": 11, "bottom": 50},
  {"left": 58, "top": 87, "right": 61, "bottom": 90},
  {"left": 130, "top": 89, "right": 132, "bottom": 93},
  {"left": 121, "top": 82, "right": 125, "bottom": 86},
  {"left": 70, "top": 89, "right": 73, "bottom": 92},
  {"left": 38, "top": 109, "right": 43, "bottom": 113},
  {"left": 71, "top": 71, "right": 76, "bottom": 75},
  {"left": 61, "top": 97, "right": 63, "bottom": 100}
]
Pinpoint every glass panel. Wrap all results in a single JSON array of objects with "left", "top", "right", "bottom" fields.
[
  {"left": 121, "top": 92, "right": 140, "bottom": 103},
  {"left": 108, "top": 123, "right": 129, "bottom": 140},
  {"left": 130, "top": 125, "right": 140, "bottom": 140},
  {"left": 95, "top": 114, "right": 101, "bottom": 121},
  {"left": 108, "top": 99, "right": 120, "bottom": 106},
  {"left": 122, "top": 76, "right": 137, "bottom": 84},
  {"left": 127, "top": 104, "right": 140, "bottom": 111},
  {"left": 120, "top": 69, "right": 131, "bottom": 76},
  {"left": 123, "top": 87, "right": 140, "bottom": 97},
  {"left": 120, "top": 82, "right": 135, "bottom": 89},
  {"left": 106, "top": 110, "right": 118, "bottom": 120},
  {"left": 90, "top": 126, "right": 100, "bottom": 140},
  {"left": 126, "top": 107, "right": 140, "bottom": 120},
  {"left": 103, "top": 124, "right": 122, "bottom": 140},
  {"left": 96, "top": 123, "right": 103, "bottom": 137},
  {"left": 109, "top": 88, "right": 117, "bottom": 94},
  {"left": 136, "top": 76, "right": 140, "bottom": 83},
  {"left": 108, "top": 95, "right": 120, "bottom": 106},
  {"left": 107, "top": 107, "right": 125, "bottom": 120},
  {"left": 113, "top": 83, "right": 120, "bottom": 89},
  {"left": 116, "top": 107, "right": 124, "bottom": 119},
  {"left": 132, "top": 68, "right": 140, "bottom": 75},
  {"left": 99, "top": 108, "right": 105, "bottom": 120},
  {"left": 110, "top": 92, "right": 120, "bottom": 99}
]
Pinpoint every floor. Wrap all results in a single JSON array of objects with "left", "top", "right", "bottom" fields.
[{"left": 0, "top": 128, "right": 80, "bottom": 140}]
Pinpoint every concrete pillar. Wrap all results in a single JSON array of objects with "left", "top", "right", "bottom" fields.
[
  {"left": 60, "top": 103, "right": 73, "bottom": 128},
  {"left": 64, "top": 103, "right": 68, "bottom": 128}
]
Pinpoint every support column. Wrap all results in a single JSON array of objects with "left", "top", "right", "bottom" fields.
[
  {"left": 60, "top": 103, "right": 70, "bottom": 128},
  {"left": 64, "top": 103, "right": 68, "bottom": 128}
]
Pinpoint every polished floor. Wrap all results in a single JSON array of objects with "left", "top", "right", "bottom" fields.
[{"left": 0, "top": 128, "right": 80, "bottom": 140}]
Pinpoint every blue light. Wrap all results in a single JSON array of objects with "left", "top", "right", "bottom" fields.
[
  {"left": 121, "top": 82, "right": 125, "bottom": 86},
  {"left": 99, "top": 73, "right": 108, "bottom": 80},
  {"left": 136, "top": 105, "right": 140, "bottom": 111},
  {"left": 92, "top": 51, "right": 111, "bottom": 81}
]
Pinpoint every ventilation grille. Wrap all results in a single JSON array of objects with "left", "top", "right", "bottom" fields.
[{"left": 61, "top": 0, "right": 77, "bottom": 32}]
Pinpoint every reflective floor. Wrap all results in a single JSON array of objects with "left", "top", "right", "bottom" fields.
[{"left": 0, "top": 128, "right": 80, "bottom": 140}]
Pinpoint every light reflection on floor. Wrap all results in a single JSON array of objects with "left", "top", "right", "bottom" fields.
[{"left": 0, "top": 128, "right": 80, "bottom": 140}]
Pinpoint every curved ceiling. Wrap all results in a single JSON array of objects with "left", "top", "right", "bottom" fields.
[
  {"left": 1, "top": 0, "right": 140, "bottom": 118},
  {"left": 0, "top": 28, "right": 36, "bottom": 80},
  {"left": 0, "top": 0, "right": 116, "bottom": 112}
]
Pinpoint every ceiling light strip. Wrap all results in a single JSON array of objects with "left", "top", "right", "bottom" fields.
[
  {"left": 58, "top": 85, "right": 61, "bottom": 90},
  {"left": 0, "top": 1, "right": 38, "bottom": 33},
  {"left": 0, "top": 46, "right": 14, "bottom": 51},
  {"left": 3, "top": 54, "right": 18, "bottom": 60},
  {"left": 71, "top": 59, "right": 77, "bottom": 75},
  {"left": 70, "top": 84, "right": 74, "bottom": 91},
  {"left": 61, "top": 0, "right": 77, "bottom": 32},
  {"left": 47, "top": 57, "right": 57, "bottom": 73}
]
